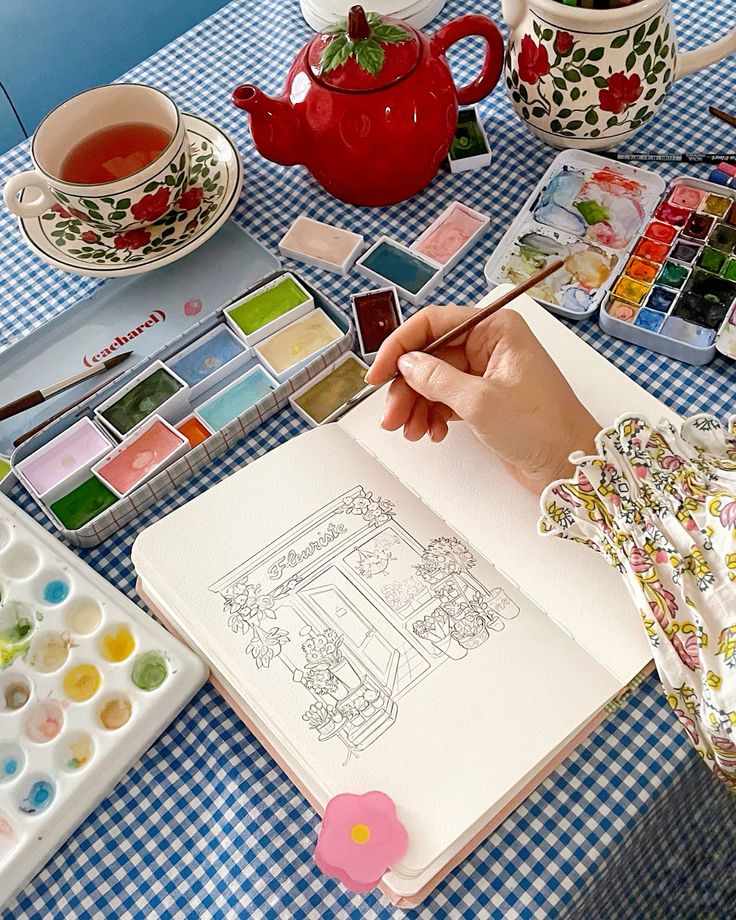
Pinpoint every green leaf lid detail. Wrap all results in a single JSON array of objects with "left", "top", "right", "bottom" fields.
[{"left": 309, "top": 6, "right": 418, "bottom": 92}]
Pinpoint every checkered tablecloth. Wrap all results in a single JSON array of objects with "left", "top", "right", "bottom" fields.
[{"left": 2, "top": 0, "right": 736, "bottom": 916}]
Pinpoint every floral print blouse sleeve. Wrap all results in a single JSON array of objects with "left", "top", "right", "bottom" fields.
[{"left": 538, "top": 414, "right": 736, "bottom": 788}]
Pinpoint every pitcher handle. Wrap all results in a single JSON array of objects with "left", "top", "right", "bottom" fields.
[
  {"left": 431, "top": 15, "right": 504, "bottom": 106},
  {"left": 676, "top": 24, "right": 736, "bottom": 79}
]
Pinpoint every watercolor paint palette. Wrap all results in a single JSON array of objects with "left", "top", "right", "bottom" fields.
[
  {"left": 485, "top": 150, "right": 665, "bottom": 319},
  {"left": 10, "top": 272, "right": 352, "bottom": 546},
  {"left": 0, "top": 221, "right": 279, "bottom": 485},
  {"left": 0, "top": 494, "right": 207, "bottom": 908},
  {"left": 600, "top": 177, "right": 736, "bottom": 364}
]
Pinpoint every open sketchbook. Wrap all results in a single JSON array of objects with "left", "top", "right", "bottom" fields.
[{"left": 132, "top": 289, "right": 678, "bottom": 906}]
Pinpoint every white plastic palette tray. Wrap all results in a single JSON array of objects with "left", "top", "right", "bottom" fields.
[
  {"left": 484, "top": 150, "right": 665, "bottom": 320},
  {"left": 0, "top": 494, "right": 207, "bottom": 908}
]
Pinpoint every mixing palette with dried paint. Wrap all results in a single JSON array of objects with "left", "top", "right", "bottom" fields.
[
  {"left": 600, "top": 176, "right": 736, "bottom": 364},
  {"left": 0, "top": 494, "right": 207, "bottom": 908},
  {"left": 485, "top": 150, "right": 665, "bottom": 319}
]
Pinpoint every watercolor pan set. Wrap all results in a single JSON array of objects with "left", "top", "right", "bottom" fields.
[
  {"left": 0, "top": 494, "right": 207, "bottom": 908},
  {"left": 599, "top": 177, "right": 736, "bottom": 364},
  {"left": 485, "top": 150, "right": 666, "bottom": 319},
  {"left": 8, "top": 269, "right": 352, "bottom": 546}
]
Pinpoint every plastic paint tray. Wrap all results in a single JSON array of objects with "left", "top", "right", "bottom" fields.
[
  {"left": 484, "top": 150, "right": 665, "bottom": 320},
  {"left": 0, "top": 493, "right": 207, "bottom": 909}
]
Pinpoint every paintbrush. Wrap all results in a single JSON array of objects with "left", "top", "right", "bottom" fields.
[
  {"left": 13, "top": 368, "right": 130, "bottom": 448},
  {"left": 710, "top": 106, "right": 736, "bottom": 130},
  {"left": 0, "top": 352, "right": 133, "bottom": 424},
  {"left": 332, "top": 258, "right": 566, "bottom": 420}
]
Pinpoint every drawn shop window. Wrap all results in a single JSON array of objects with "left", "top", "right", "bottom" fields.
[
  {"left": 343, "top": 526, "right": 432, "bottom": 620},
  {"left": 210, "top": 485, "right": 522, "bottom": 761}
]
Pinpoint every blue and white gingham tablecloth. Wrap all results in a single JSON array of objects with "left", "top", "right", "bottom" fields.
[{"left": 1, "top": 1, "right": 736, "bottom": 916}]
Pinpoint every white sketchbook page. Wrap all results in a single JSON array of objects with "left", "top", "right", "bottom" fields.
[
  {"left": 133, "top": 425, "right": 619, "bottom": 879},
  {"left": 339, "top": 289, "right": 679, "bottom": 685}
]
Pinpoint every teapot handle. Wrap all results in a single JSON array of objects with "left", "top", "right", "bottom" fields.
[
  {"left": 676, "top": 24, "right": 736, "bottom": 79},
  {"left": 431, "top": 15, "right": 504, "bottom": 106}
]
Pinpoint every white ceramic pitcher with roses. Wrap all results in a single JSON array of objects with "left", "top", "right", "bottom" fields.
[{"left": 502, "top": 0, "right": 736, "bottom": 148}]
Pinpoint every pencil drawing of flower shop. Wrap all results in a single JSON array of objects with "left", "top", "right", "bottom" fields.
[{"left": 209, "top": 486, "right": 519, "bottom": 760}]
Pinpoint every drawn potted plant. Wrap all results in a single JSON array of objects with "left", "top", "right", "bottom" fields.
[
  {"left": 300, "top": 666, "right": 349, "bottom": 702},
  {"left": 412, "top": 608, "right": 467, "bottom": 660},
  {"left": 414, "top": 536, "right": 475, "bottom": 585},
  {"left": 224, "top": 580, "right": 289, "bottom": 669},
  {"left": 302, "top": 627, "right": 362, "bottom": 690},
  {"left": 302, "top": 701, "right": 345, "bottom": 740},
  {"left": 487, "top": 588, "right": 520, "bottom": 620},
  {"left": 450, "top": 613, "right": 490, "bottom": 650}
]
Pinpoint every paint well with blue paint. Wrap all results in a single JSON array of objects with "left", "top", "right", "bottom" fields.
[
  {"left": 634, "top": 308, "right": 665, "bottom": 333},
  {"left": 43, "top": 579, "right": 69, "bottom": 605},
  {"left": 0, "top": 744, "right": 24, "bottom": 784},
  {"left": 19, "top": 778, "right": 55, "bottom": 814}
]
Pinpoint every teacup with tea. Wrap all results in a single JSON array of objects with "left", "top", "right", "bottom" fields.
[{"left": 3, "top": 84, "right": 191, "bottom": 230}]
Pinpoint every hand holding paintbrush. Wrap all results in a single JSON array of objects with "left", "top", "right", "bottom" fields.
[{"left": 347, "top": 259, "right": 600, "bottom": 493}]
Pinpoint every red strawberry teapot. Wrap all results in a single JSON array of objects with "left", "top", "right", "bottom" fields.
[{"left": 232, "top": 6, "right": 503, "bottom": 207}]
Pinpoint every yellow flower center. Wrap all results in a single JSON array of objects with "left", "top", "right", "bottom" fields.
[{"left": 350, "top": 823, "right": 371, "bottom": 845}]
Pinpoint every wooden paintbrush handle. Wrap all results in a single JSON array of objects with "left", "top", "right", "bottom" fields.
[{"left": 0, "top": 390, "right": 44, "bottom": 422}]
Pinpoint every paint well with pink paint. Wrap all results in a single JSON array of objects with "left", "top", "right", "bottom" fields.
[
  {"left": 412, "top": 203, "right": 490, "bottom": 271},
  {"left": 16, "top": 419, "right": 112, "bottom": 500},
  {"left": 93, "top": 418, "right": 188, "bottom": 496}
]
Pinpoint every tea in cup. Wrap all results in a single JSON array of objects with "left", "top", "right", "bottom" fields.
[{"left": 3, "top": 84, "right": 191, "bottom": 230}]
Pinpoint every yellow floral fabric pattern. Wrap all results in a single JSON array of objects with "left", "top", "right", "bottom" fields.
[{"left": 539, "top": 414, "right": 736, "bottom": 788}]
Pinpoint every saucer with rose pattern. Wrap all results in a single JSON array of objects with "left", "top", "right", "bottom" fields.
[{"left": 16, "top": 114, "right": 243, "bottom": 278}]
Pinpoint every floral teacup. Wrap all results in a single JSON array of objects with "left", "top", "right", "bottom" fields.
[
  {"left": 502, "top": 0, "right": 736, "bottom": 149},
  {"left": 3, "top": 84, "right": 190, "bottom": 230}
]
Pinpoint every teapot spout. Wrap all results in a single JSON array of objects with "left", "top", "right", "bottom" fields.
[{"left": 232, "top": 84, "right": 302, "bottom": 167}]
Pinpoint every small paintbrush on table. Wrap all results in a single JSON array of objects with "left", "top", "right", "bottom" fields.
[
  {"left": 0, "top": 351, "right": 133, "bottom": 423},
  {"left": 332, "top": 258, "right": 566, "bottom": 420}
]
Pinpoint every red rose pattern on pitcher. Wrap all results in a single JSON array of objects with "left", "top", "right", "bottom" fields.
[{"left": 506, "top": 13, "right": 674, "bottom": 141}]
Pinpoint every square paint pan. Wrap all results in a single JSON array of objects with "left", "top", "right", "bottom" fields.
[
  {"left": 91, "top": 416, "right": 189, "bottom": 498},
  {"left": 254, "top": 309, "right": 344, "bottom": 383},
  {"left": 279, "top": 216, "right": 364, "bottom": 275},
  {"left": 224, "top": 272, "right": 314, "bottom": 347},
  {"left": 176, "top": 414, "right": 212, "bottom": 449},
  {"left": 350, "top": 286, "right": 403, "bottom": 363},
  {"left": 446, "top": 106, "right": 492, "bottom": 174},
  {"left": 411, "top": 202, "right": 490, "bottom": 274},
  {"left": 95, "top": 360, "right": 190, "bottom": 439},
  {"left": 166, "top": 324, "right": 251, "bottom": 400},
  {"left": 356, "top": 237, "right": 443, "bottom": 306},
  {"left": 289, "top": 353, "right": 370, "bottom": 427},
  {"left": 196, "top": 365, "right": 279, "bottom": 431},
  {"left": 15, "top": 418, "right": 114, "bottom": 506}
]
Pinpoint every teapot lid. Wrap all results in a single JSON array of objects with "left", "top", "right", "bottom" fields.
[{"left": 307, "top": 6, "right": 420, "bottom": 92}]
